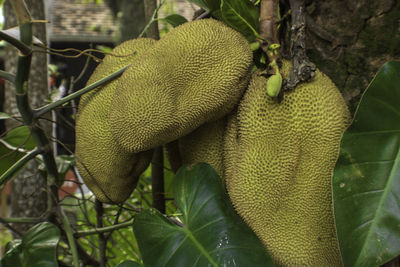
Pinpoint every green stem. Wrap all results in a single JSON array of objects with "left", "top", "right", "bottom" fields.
[
  {"left": 0, "top": 217, "right": 43, "bottom": 224},
  {"left": 60, "top": 209, "right": 80, "bottom": 267},
  {"left": 74, "top": 219, "right": 135, "bottom": 237},
  {"left": 0, "top": 70, "right": 16, "bottom": 84},
  {"left": 34, "top": 65, "right": 129, "bottom": 119},
  {"left": 14, "top": 18, "right": 60, "bottom": 217},
  {"left": 0, "top": 148, "right": 41, "bottom": 187},
  {"left": 139, "top": 0, "right": 163, "bottom": 38},
  {"left": 0, "top": 28, "right": 32, "bottom": 56}
]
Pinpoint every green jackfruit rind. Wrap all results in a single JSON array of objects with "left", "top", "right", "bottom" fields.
[
  {"left": 223, "top": 110, "right": 239, "bottom": 182},
  {"left": 178, "top": 118, "right": 226, "bottom": 177},
  {"left": 110, "top": 19, "right": 252, "bottom": 153},
  {"left": 75, "top": 38, "right": 156, "bottom": 203},
  {"left": 226, "top": 63, "right": 350, "bottom": 266}
]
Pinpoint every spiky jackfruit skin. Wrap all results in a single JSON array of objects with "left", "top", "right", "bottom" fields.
[
  {"left": 175, "top": 118, "right": 226, "bottom": 177},
  {"left": 75, "top": 38, "right": 156, "bottom": 203},
  {"left": 223, "top": 110, "right": 239, "bottom": 183},
  {"left": 110, "top": 19, "right": 252, "bottom": 153},
  {"left": 225, "top": 62, "right": 350, "bottom": 266}
]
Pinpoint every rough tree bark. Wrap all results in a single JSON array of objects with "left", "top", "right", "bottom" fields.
[
  {"left": 304, "top": 0, "right": 400, "bottom": 112},
  {"left": 4, "top": 0, "right": 51, "bottom": 234}
]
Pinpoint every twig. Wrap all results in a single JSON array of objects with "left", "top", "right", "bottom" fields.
[
  {"left": 74, "top": 219, "right": 135, "bottom": 237},
  {"left": 0, "top": 70, "right": 16, "bottom": 84},
  {"left": 140, "top": 0, "right": 162, "bottom": 39},
  {"left": 0, "top": 28, "right": 32, "bottom": 56},
  {"left": 60, "top": 209, "right": 80, "bottom": 267},
  {"left": 0, "top": 217, "right": 22, "bottom": 237},
  {"left": 95, "top": 200, "right": 107, "bottom": 267},
  {"left": 76, "top": 242, "right": 100, "bottom": 267},
  {"left": 0, "top": 216, "right": 43, "bottom": 224},
  {"left": 10, "top": 4, "right": 60, "bottom": 217},
  {"left": 34, "top": 65, "right": 129, "bottom": 119}
]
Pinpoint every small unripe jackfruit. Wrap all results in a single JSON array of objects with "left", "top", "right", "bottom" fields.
[
  {"left": 225, "top": 61, "right": 350, "bottom": 266},
  {"left": 75, "top": 38, "right": 155, "bottom": 203},
  {"left": 110, "top": 19, "right": 252, "bottom": 153}
]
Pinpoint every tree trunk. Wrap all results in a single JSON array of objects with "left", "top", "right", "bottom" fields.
[
  {"left": 4, "top": 0, "right": 51, "bottom": 234},
  {"left": 304, "top": 0, "right": 400, "bottom": 112},
  {"left": 104, "top": 0, "right": 147, "bottom": 43}
]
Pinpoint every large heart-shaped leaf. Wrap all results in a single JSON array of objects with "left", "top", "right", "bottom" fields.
[
  {"left": 0, "top": 222, "right": 60, "bottom": 267},
  {"left": 333, "top": 61, "right": 400, "bottom": 266},
  {"left": 133, "top": 163, "right": 274, "bottom": 266}
]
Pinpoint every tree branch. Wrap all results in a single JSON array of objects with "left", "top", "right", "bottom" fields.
[
  {"left": 74, "top": 219, "right": 135, "bottom": 237},
  {"left": 285, "top": 0, "right": 316, "bottom": 91},
  {"left": 34, "top": 65, "right": 129, "bottom": 119}
]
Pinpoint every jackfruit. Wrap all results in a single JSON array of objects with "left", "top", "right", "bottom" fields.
[
  {"left": 75, "top": 38, "right": 156, "bottom": 203},
  {"left": 225, "top": 61, "right": 350, "bottom": 266},
  {"left": 166, "top": 117, "right": 226, "bottom": 177},
  {"left": 110, "top": 19, "right": 252, "bottom": 153},
  {"left": 223, "top": 110, "right": 239, "bottom": 183}
]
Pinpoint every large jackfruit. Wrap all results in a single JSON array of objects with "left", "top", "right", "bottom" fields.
[
  {"left": 110, "top": 19, "right": 252, "bottom": 153},
  {"left": 165, "top": 118, "right": 226, "bottom": 177},
  {"left": 225, "top": 62, "right": 350, "bottom": 266},
  {"left": 75, "top": 38, "right": 155, "bottom": 203}
]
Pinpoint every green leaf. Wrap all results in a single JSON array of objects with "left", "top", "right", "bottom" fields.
[
  {"left": 0, "top": 143, "right": 24, "bottom": 178},
  {"left": 333, "top": 61, "right": 400, "bottom": 266},
  {"left": 133, "top": 163, "right": 274, "bottom": 266},
  {"left": 159, "top": 14, "right": 188, "bottom": 28},
  {"left": 187, "top": 0, "right": 221, "bottom": 13},
  {"left": 116, "top": 260, "right": 142, "bottom": 267},
  {"left": 1, "top": 222, "right": 60, "bottom": 267},
  {"left": 0, "top": 112, "right": 11, "bottom": 120},
  {"left": 2, "top": 126, "right": 36, "bottom": 150},
  {"left": 0, "top": 126, "right": 37, "bottom": 179},
  {"left": 220, "top": 0, "right": 259, "bottom": 41}
]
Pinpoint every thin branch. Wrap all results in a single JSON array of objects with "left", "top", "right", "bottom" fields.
[
  {"left": 0, "top": 28, "right": 32, "bottom": 56},
  {"left": 74, "top": 219, "right": 135, "bottom": 237},
  {"left": 140, "top": 0, "right": 163, "bottom": 39},
  {"left": 0, "top": 217, "right": 22, "bottom": 237},
  {"left": 95, "top": 200, "right": 107, "bottom": 267},
  {"left": 33, "top": 65, "right": 129, "bottom": 119},
  {"left": 0, "top": 217, "right": 43, "bottom": 224},
  {"left": 76, "top": 242, "right": 100, "bottom": 267},
  {"left": 60, "top": 209, "right": 80, "bottom": 267},
  {"left": 0, "top": 70, "right": 16, "bottom": 84},
  {"left": 0, "top": 148, "right": 41, "bottom": 187}
]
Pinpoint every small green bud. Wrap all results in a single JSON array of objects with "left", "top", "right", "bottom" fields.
[{"left": 266, "top": 72, "right": 282, "bottom": 98}]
